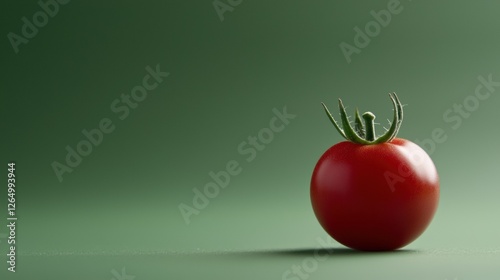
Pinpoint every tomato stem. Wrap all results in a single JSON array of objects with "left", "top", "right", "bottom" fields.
[
  {"left": 321, "top": 93, "right": 403, "bottom": 145},
  {"left": 362, "top": 112, "right": 376, "bottom": 142},
  {"left": 338, "top": 99, "right": 371, "bottom": 145}
]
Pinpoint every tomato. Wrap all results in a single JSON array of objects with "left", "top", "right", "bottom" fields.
[{"left": 310, "top": 93, "right": 439, "bottom": 251}]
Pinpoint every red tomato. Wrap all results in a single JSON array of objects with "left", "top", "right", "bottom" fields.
[{"left": 311, "top": 94, "right": 439, "bottom": 251}]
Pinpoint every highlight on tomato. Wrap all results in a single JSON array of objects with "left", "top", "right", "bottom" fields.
[{"left": 310, "top": 93, "right": 439, "bottom": 251}]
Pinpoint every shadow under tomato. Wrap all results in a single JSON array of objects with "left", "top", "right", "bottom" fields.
[{"left": 228, "top": 247, "right": 419, "bottom": 258}]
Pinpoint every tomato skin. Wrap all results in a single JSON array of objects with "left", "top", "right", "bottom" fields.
[{"left": 310, "top": 138, "right": 439, "bottom": 251}]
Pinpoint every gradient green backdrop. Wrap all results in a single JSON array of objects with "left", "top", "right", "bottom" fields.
[{"left": 1, "top": 0, "right": 500, "bottom": 279}]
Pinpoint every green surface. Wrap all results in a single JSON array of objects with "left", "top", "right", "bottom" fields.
[{"left": 1, "top": 0, "right": 500, "bottom": 279}]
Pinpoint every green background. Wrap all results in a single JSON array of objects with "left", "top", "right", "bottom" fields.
[{"left": 1, "top": 0, "right": 499, "bottom": 279}]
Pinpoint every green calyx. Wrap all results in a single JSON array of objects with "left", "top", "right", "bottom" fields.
[{"left": 321, "top": 93, "right": 403, "bottom": 145}]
